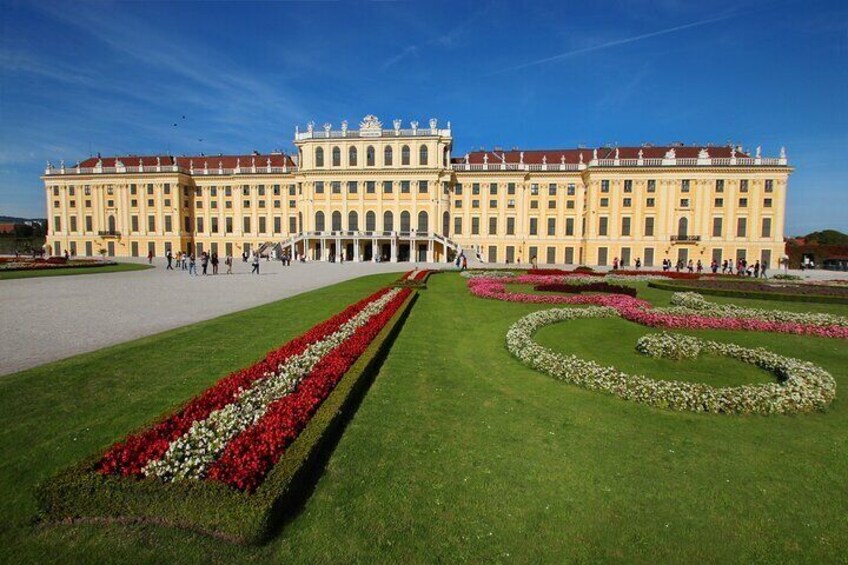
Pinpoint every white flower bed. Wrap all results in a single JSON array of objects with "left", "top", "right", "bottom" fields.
[
  {"left": 459, "top": 270, "right": 516, "bottom": 279},
  {"left": 666, "top": 292, "right": 848, "bottom": 327},
  {"left": 144, "top": 288, "right": 402, "bottom": 481},
  {"left": 636, "top": 332, "right": 701, "bottom": 360},
  {"left": 506, "top": 307, "right": 836, "bottom": 414}
]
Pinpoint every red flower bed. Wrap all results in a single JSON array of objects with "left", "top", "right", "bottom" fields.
[
  {"left": 207, "top": 287, "right": 412, "bottom": 491},
  {"left": 534, "top": 282, "right": 637, "bottom": 297},
  {"left": 97, "top": 287, "right": 393, "bottom": 477}
]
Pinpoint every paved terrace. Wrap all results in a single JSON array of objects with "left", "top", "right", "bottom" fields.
[{"left": 0, "top": 259, "right": 436, "bottom": 376}]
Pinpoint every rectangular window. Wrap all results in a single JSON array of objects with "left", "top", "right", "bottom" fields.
[
  {"left": 147, "top": 184, "right": 154, "bottom": 195},
  {"left": 680, "top": 199, "right": 690, "bottom": 207},
  {"left": 315, "top": 181, "right": 324, "bottom": 194},
  {"left": 740, "top": 179, "right": 749, "bottom": 192},
  {"left": 472, "top": 183, "right": 480, "bottom": 195},
  {"left": 225, "top": 186, "right": 232, "bottom": 197},
  {"left": 601, "top": 180, "right": 610, "bottom": 193},
  {"left": 715, "top": 198, "right": 724, "bottom": 207},
  {"left": 243, "top": 200, "right": 250, "bottom": 208},
  {"left": 289, "top": 216, "right": 297, "bottom": 233},
  {"left": 712, "top": 248, "right": 723, "bottom": 265},
  {"left": 488, "top": 246, "right": 497, "bottom": 263},
  {"left": 548, "top": 183, "right": 556, "bottom": 196},
  {"left": 455, "top": 200, "right": 463, "bottom": 208},
  {"left": 491, "top": 183, "right": 499, "bottom": 195},
  {"left": 259, "top": 217, "right": 267, "bottom": 234},
  {"left": 644, "top": 247, "right": 655, "bottom": 267},
  {"left": 147, "top": 215, "right": 155, "bottom": 232},
  {"left": 600, "top": 198, "right": 609, "bottom": 207},
  {"left": 507, "top": 217, "right": 515, "bottom": 235},
  {"left": 598, "top": 247, "right": 608, "bottom": 266},
  {"left": 331, "top": 182, "right": 341, "bottom": 194},
  {"left": 566, "top": 200, "right": 575, "bottom": 209},
  {"left": 348, "top": 181, "right": 357, "bottom": 194},
  {"left": 598, "top": 217, "right": 608, "bottom": 236},
  {"left": 737, "top": 217, "right": 747, "bottom": 238},
  {"left": 53, "top": 216, "right": 62, "bottom": 232},
  {"left": 85, "top": 216, "right": 93, "bottom": 231},
  {"left": 243, "top": 216, "right": 251, "bottom": 233},
  {"left": 272, "top": 185, "right": 280, "bottom": 196},
  {"left": 739, "top": 198, "right": 748, "bottom": 207},
  {"left": 211, "top": 217, "right": 219, "bottom": 233},
  {"left": 184, "top": 216, "right": 191, "bottom": 232},
  {"left": 258, "top": 200, "right": 266, "bottom": 209},
  {"left": 764, "top": 198, "right": 773, "bottom": 208},
  {"left": 621, "top": 217, "right": 631, "bottom": 237},
  {"left": 508, "top": 199, "right": 516, "bottom": 208},
  {"left": 761, "top": 217, "right": 772, "bottom": 238},
  {"left": 644, "top": 217, "right": 655, "bottom": 237},
  {"left": 242, "top": 185, "right": 250, "bottom": 196},
  {"left": 490, "top": 200, "right": 498, "bottom": 208},
  {"left": 716, "top": 179, "right": 724, "bottom": 192},
  {"left": 567, "top": 183, "right": 576, "bottom": 196},
  {"left": 623, "top": 198, "right": 632, "bottom": 207},
  {"left": 506, "top": 246, "right": 515, "bottom": 263},
  {"left": 70, "top": 216, "right": 77, "bottom": 232},
  {"left": 454, "top": 216, "right": 462, "bottom": 235},
  {"left": 646, "top": 198, "right": 655, "bottom": 207},
  {"left": 565, "top": 217, "right": 575, "bottom": 236},
  {"left": 129, "top": 184, "right": 136, "bottom": 195},
  {"left": 226, "top": 217, "right": 233, "bottom": 233},
  {"left": 383, "top": 181, "right": 393, "bottom": 194},
  {"left": 547, "top": 217, "right": 556, "bottom": 236},
  {"left": 620, "top": 247, "right": 631, "bottom": 267},
  {"left": 149, "top": 199, "right": 156, "bottom": 207},
  {"left": 471, "top": 217, "right": 480, "bottom": 235},
  {"left": 196, "top": 217, "right": 204, "bottom": 233},
  {"left": 419, "top": 180, "right": 428, "bottom": 193},
  {"left": 472, "top": 199, "right": 480, "bottom": 208},
  {"left": 624, "top": 180, "right": 633, "bottom": 193},
  {"left": 455, "top": 183, "right": 463, "bottom": 195},
  {"left": 546, "top": 246, "right": 556, "bottom": 264},
  {"left": 765, "top": 179, "right": 774, "bottom": 193},
  {"left": 274, "top": 216, "right": 282, "bottom": 233},
  {"left": 165, "top": 215, "right": 173, "bottom": 233},
  {"left": 508, "top": 183, "right": 516, "bottom": 195},
  {"left": 712, "top": 217, "right": 723, "bottom": 237},
  {"left": 530, "top": 184, "right": 539, "bottom": 196},
  {"left": 529, "top": 217, "right": 538, "bottom": 236},
  {"left": 647, "top": 179, "right": 656, "bottom": 192},
  {"left": 565, "top": 246, "right": 574, "bottom": 264},
  {"left": 257, "top": 185, "right": 266, "bottom": 196},
  {"left": 366, "top": 181, "right": 376, "bottom": 194},
  {"left": 681, "top": 179, "right": 691, "bottom": 192},
  {"left": 401, "top": 181, "right": 410, "bottom": 193},
  {"left": 548, "top": 200, "right": 556, "bottom": 209},
  {"left": 489, "top": 217, "right": 498, "bottom": 235}
]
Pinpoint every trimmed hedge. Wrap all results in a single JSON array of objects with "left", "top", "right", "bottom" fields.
[
  {"left": 36, "top": 290, "right": 419, "bottom": 544},
  {"left": 648, "top": 281, "right": 848, "bottom": 306}
]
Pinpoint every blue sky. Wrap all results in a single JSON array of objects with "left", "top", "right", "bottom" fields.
[{"left": 0, "top": 0, "right": 845, "bottom": 234}]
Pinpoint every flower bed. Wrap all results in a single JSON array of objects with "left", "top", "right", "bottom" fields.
[
  {"left": 526, "top": 268, "right": 713, "bottom": 280},
  {"left": 467, "top": 277, "right": 848, "bottom": 339},
  {"left": 534, "top": 281, "right": 638, "bottom": 297},
  {"left": 506, "top": 308, "right": 837, "bottom": 414},
  {"left": 39, "top": 278, "right": 418, "bottom": 543},
  {"left": 648, "top": 279, "right": 848, "bottom": 305},
  {"left": 0, "top": 257, "right": 117, "bottom": 272}
]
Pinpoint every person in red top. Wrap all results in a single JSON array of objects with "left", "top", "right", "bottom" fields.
[{"left": 147, "top": 250, "right": 154, "bottom": 264}]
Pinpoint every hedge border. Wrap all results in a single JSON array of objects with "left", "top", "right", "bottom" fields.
[
  {"left": 36, "top": 288, "right": 419, "bottom": 545},
  {"left": 647, "top": 281, "right": 848, "bottom": 305}
]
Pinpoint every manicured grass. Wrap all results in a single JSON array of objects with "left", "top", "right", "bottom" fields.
[
  {"left": 0, "top": 262, "right": 152, "bottom": 280},
  {"left": 0, "top": 272, "right": 846, "bottom": 562}
]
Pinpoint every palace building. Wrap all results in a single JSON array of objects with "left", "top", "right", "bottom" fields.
[{"left": 42, "top": 115, "right": 791, "bottom": 267}]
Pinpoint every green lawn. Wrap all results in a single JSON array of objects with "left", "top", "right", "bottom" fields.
[
  {"left": 0, "top": 262, "right": 152, "bottom": 280},
  {"left": 0, "top": 272, "right": 846, "bottom": 562}
]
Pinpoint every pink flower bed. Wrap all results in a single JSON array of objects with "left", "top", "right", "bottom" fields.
[{"left": 467, "top": 277, "right": 848, "bottom": 339}]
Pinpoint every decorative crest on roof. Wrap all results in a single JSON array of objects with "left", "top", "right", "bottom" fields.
[
  {"left": 664, "top": 148, "right": 676, "bottom": 159},
  {"left": 698, "top": 148, "right": 709, "bottom": 159}
]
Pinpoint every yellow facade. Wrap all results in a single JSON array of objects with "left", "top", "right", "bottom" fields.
[{"left": 43, "top": 115, "right": 790, "bottom": 268}]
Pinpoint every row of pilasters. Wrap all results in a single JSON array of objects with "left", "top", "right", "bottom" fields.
[{"left": 297, "top": 236, "right": 449, "bottom": 263}]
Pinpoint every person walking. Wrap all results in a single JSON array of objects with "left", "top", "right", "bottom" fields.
[
  {"left": 201, "top": 252, "right": 209, "bottom": 275},
  {"left": 188, "top": 254, "right": 197, "bottom": 276},
  {"left": 251, "top": 253, "right": 260, "bottom": 275},
  {"left": 147, "top": 249, "right": 154, "bottom": 264},
  {"left": 696, "top": 260, "right": 703, "bottom": 274},
  {"left": 211, "top": 252, "right": 219, "bottom": 275},
  {"left": 461, "top": 254, "right": 468, "bottom": 271},
  {"left": 225, "top": 254, "right": 233, "bottom": 274},
  {"left": 635, "top": 258, "right": 641, "bottom": 270},
  {"left": 166, "top": 249, "right": 173, "bottom": 270}
]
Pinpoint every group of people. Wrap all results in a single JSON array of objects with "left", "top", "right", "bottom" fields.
[
  {"left": 719, "top": 258, "right": 768, "bottom": 278},
  {"left": 165, "top": 249, "right": 234, "bottom": 276},
  {"left": 454, "top": 251, "right": 468, "bottom": 270}
]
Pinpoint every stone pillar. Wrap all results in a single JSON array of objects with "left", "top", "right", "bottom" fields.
[
  {"left": 354, "top": 238, "right": 360, "bottom": 262},
  {"left": 391, "top": 235, "right": 398, "bottom": 263},
  {"left": 427, "top": 238, "right": 434, "bottom": 263},
  {"left": 372, "top": 238, "right": 378, "bottom": 262}
]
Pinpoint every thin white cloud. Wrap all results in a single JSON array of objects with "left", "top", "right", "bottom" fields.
[{"left": 486, "top": 14, "right": 734, "bottom": 76}]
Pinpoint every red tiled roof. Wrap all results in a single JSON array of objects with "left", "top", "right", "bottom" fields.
[
  {"left": 77, "top": 154, "right": 295, "bottom": 169},
  {"left": 451, "top": 145, "right": 749, "bottom": 165}
]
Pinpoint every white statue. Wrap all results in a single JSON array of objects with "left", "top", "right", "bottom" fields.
[
  {"left": 698, "top": 148, "right": 709, "bottom": 159},
  {"left": 542, "top": 155, "right": 547, "bottom": 165},
  {"left": 393, "top": 119, "right": 401, "bottom": 131},
  {"left": 638, "top": 149, "right": 644, "bottom": 160},
  {"left": 429, "top": 118, "right": 438, "bottom": 130},
  {"left": 204, "top": 160, "right": 209, "bottom": 171},
  {"left": 579, "top": 152, "right": 584, "bottom": 164},
  {"left": 592, "top": 148, "right": 598, "bottom": 160},
  {"left": 664, "top": 148, "right": 676, "bottom": 159},
  {"left": 341, "top": 120, "right": 348, "bottom": 132},
  {"left": 410, "top": 120, "right": 419, "bottom": 131},
  {"left": 560, "top": 154, "right": 565, "bottom": 164},
  {"left": 307, "top": 121, "right": 314, "bottom": 133},
  {"left": 614, "top": 147, "right": 620, "bottom": 160},
  {"left": 236, "top": 158, "right": 240, "bottom": 168},
  {"left": 730, "top": 146, "right": 737, "bottom": 158},
  {"left": 755, "top": 145, "right": 762, "bottom": 159},
  {"left": 780, "top": 146, "right": 787, "bottom": 159},
  {"left": 323, "top": 123, "right": 332, "bottom": 134},
  {"left": 483, "top": 153, "right": 488, "bottom": 165},
  {"left": 465, "top": 153, "right": 470, "bottom": 164},
  {"left": 156, "top": 156, "right": 161, "bottom": 166},
  {"left": 139, "top": 158, "right": 143, "bottom": 167},
  {"left": 519, "top": 151, "right": 525, "bottom": 164}
]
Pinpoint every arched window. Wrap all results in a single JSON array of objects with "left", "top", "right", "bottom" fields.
[
  {"left": 366, "top": 146, "right": 375, "bottom": 166},
  {"left": 384, "top": 146, "right": 393, "bottom": 166},
  {"left": 349, "top": 146, "right": 357, "bottom": 166},
  {"left": 383, "top": 211, "right": 394, "bottom": 232},
  {"left": 366, "top": 211, "right": 376, "bottom": 231},
  {"left": 332, "top": 211, "right": 342, "bottom": 231},
  {"left": 401, "top": 145, "right": 410, "bottom": 165},
  {"left": 677, "top": 217, "right": 688, "bottom": 238},
  {"left": 419, "top": 144, "right": 428, "bottom": 166},
  {"left": 418, "top": 211, "right": 429, "bottom": 233},
  {"left": 315, "top": 211, "right": 325, "bottom": 232},
  {"left": 348, "top": 211, "right": 359, "bottom": 231},
  {"left": 332, "top": 146, "right": 341, "bottom": 167},
  {"left": 400, "top": 211, "right": 411, "bottom": 232},
  {"left": 315, "top": 147, "right": 324, "bottom": 167},
  {"left": 442, "top": 211, "right": 450, "bottom": 236},
  {"left": 108, "top": 215, "right": 116, "bottom": 232}
]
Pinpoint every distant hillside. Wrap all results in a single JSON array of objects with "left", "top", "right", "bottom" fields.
[
  {"left": 792, "top": 230, "right": 848, "bottom": 246},
  {"left": 0, "top": 216, "right": 46, "bottom": 224}
]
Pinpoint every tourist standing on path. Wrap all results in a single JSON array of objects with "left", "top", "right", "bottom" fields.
[
  {"left": 761, "top": 261, "right": 768, "bottom": 279},
  {"left": 211, "top": 252, "right": 219, "bottom": 275},
  {"left": 242, "top": 251, "right": 248, "bottom": 263},
  {"left": 166, "top": 249, "right": 173, "bottom": 270},
  {"left": 201, "top": 252, "right": 209, "bottom": 275},
  {"left": 461, "top": 255, "right": 468, "bottom": 271},
  {"left": 225, "top": 254, "right": 233, "bottom": 274},
  {"left": 188, "top": 254, "right": 197, "bottom": 276},
  {"left": 251, "top": 253, "right": 260, "bottom": 274},
  {"left": 147, "top": 250, "right": 154, "bottom": 264},
  {"left": 696, "top": 260, "right": 703, "bottom": 274}
]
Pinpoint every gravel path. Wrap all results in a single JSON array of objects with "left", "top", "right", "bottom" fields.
[{"left": 0, "top": 258, "right": 441, "bottom": 376}]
